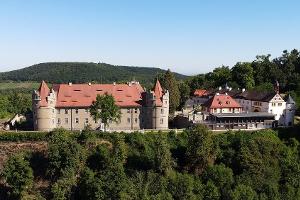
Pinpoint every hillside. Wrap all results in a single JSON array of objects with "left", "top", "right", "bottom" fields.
[{"left": 0, "top": 62, "right": 187, "bottom": 87}]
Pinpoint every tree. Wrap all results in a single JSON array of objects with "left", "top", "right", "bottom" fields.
[
  {"left": 231, "top": 62, "right": 255, "bottom": 89},
  {"left": 153, "top": 134, "right": 173, "bottom": 175},
  {"left": 89, "top": 93, "right": 121, "bottom": 131},
  {"left": 202, "top": 164, "right": 234, "bottom": 199},
  {"left": 2, "top": 152, "right": 34, "bottom": 198},
  {"left": 178, "top": 81, "right": 191, "bottom": 109},
  {"left": 160, "top": 69, "right": 180, "bottom": 114},
  {"left": 185, "top": 124, "right": 214, "bottom": 175},
  {"left": 231, "top": 184, "right": 257, "bottom": 200},
  {"left": 47, "top": 129, "right": 84, "bottom": 179},
  {"left": 211, "top": 66, "right": 232, "bottom": 88}
]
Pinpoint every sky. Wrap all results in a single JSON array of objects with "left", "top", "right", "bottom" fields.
[{"left": 0, "top": 0, "right": 300, "bottom": 75}]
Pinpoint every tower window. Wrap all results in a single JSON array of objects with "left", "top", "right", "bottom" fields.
[
  {"left": 278, "top": 103, "right": 282, "bottom": 106},
  {"left": 57, "top": 118, "right": 61, "bottom": 124},
  {"left": 75, "top": 109, "right": 79, "bottom": 114},
  {"left": 85, "top": 118, "right": 89, "bottom": 124},
  {"left": 135, "top": 118, "right": 138, "bottom": 123},
  {"left": 161, "top": 109, "right": 164, "bottom": 114},
  {"left": 160, "top": 118, "right": 164, "bottom": 124},
  {"left": 75, "top": 118, "right": 79, "bottom": 124},
  {"left": 127, "top": 118, "right": 131, "bottom": 123},
  {"left": 65, "top": 118, "right": 68, "bottom": 124},
  {"left": 134, "top": 108, "right": 138, "bottom": 113},
  {"left": 127, "top": 108, "right": 131, "bottom": 113},
  {"left": 65, "top": 109, "right": 68, "bottom": 114},
  {"left": 85, "top": 109, "right": 89, "bottom": 113},
  {"left": 57, "top": 109, "right": 61, "bottom": 114}
]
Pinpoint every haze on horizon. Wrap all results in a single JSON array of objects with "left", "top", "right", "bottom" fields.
[{"left": 0, "top": 0, "right": 299, "bottom": 75}]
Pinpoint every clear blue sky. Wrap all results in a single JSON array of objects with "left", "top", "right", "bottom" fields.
[{"left": 0, "top": 0, "right": 299, "bottom": 75}]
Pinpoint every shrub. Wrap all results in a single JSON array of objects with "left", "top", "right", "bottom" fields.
[{"left": 2, "top": 152, "right": 34, "bottom": 198}]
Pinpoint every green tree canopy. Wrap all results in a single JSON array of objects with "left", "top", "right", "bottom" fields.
[
  {"left": 89, "top": 93, "right": 121, "bottom": 130},
  {"left": 2, "top": 152, "right": 34, "bottom": 199},
  {"left": 160, "top": 69, "right": 180, "bottom": 115}
]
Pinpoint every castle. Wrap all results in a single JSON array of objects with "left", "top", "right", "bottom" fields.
[{"left": 32, "top": 80, "right": 169, "bottom": 131}]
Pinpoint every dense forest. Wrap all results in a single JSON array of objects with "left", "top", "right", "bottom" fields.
[
  {"left": 0, "top": 62, "right": 187, "bottom": 86},
  {"left": 1, "top": 125, "right": 300, "bottom": 200}
]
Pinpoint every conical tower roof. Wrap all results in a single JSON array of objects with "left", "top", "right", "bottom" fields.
[
  {"left": 286, "top": 94, "right": 295, "bottom": 104},
  {"left": 153, "top": 79, "right": 163, "bottom": 106},
  {"left": 38, "top": 80, "right": 50, "bottom": 106},
  {"left": 153, "top": 79, "right": 163, "bottom": 98}
]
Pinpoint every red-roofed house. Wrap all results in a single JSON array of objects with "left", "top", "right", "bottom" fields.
[
  {"left": 33, "top": 80, "right": 169, "bottom": 131},
  {"left": 194, "top": 89, "right": 207, "bottom": 97},
  {"left": 202, "top": 93, "right": 242, "bottom": 114}
]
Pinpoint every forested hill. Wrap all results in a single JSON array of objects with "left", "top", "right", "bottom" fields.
[{"left": 0, "top": 62, "right": 187, "bottom": 86}]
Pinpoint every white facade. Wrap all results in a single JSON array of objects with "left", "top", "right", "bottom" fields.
[{"left": 234, "top": 93, "right": 295, "bottom": 127}]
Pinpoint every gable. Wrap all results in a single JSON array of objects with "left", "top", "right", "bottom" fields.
[{"left": 269, "top": 94, "right": 284, "bottom": 102}]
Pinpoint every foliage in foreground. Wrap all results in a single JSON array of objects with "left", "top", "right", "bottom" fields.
[{"left": 1, "top": 126, "right": 300, "bottom": 199}]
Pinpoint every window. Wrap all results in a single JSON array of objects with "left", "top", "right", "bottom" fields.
[
  {"left": 134, "top": 108, "right": 138, "bottom": 113},
  {"left": 85, "top": 118, "right": 89, "bottom": 124},
  {"left": 65, "top": 118, "right": 68, "bottom": 124},
  {"left": 160, "top": 118, "right": 164, "bottom": 124},
  {"left": 161, "top": 109, "right": 164, "bottom": 114},
  {"left": 75, "top": 118, "right": 79, "bottom": 123},
  {"left": 57, "top": 118, "right": 61, "bottom": 124},
  {"left": 57, "top": 109, "right": 60, "bottom": 114},
  {"left": 65, "top": 109, "right": 68, "bottom": 114},
  {"left": 127, "top": 118, "right": 131, "bottom": 123},
  {"left": 135, "top": 118, "right": 138, "bottom": 123},
  {"left": 278, "top": 103, "right": 282, "bottom": 106},
  {"left": 127, "top": 108, "right": 130, "bottom": 113},
  {"left": 75, "top": 109, "right": 79, "bottom": 114},
  {"left": 85, "top": 109, "right": 89, "bottom": 113}
]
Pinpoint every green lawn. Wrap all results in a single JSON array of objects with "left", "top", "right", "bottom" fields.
[{"left": 0, "top": 82, "right": 40, "bottom": 90}]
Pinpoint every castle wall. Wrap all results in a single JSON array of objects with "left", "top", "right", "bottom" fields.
[{"left": 55, "top": 107, "right": 142, "bottom": 131}]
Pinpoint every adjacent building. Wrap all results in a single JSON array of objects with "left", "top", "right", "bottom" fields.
[
  {"left": 32, "top": 80, "right": 169, "bottom": 131},
  {"left": 178, "top": 83, "right": 296, "bottom": 130}
]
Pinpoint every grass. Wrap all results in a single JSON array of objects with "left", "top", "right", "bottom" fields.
[{"left": 0, "top": 81, "right": 40, "bottom": 90}]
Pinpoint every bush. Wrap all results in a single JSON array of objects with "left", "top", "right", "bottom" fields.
[
  {"left": 2, "top": 152, "right": 34, "bottom": 198},
  {"left": 0, "top": 131, "right": 48, "bottom": 141}
]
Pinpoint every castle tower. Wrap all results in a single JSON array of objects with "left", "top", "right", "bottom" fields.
[
  {"left": 32, "top": 81, "right": 57, "bottom": 131},
  {"left": 151, "top": 80, "right": 169, "bottom": 130},
  {"left": 284, "top": 94, "right": 296, "bottom": 126}
]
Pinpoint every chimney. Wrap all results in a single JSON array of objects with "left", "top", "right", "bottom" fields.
[
  {"left": 113, "top": 82, "right": 116, "bottom": 86},
  {"left": 216, "top": 93, "right": 220, "bottom": 96},
  {"left": 242, "top": 88, "right": 246, "bottom": 92},
  {"left": 68, "top": 82, "right": 72, "bottom": 86},
  {"left": 88, "top": 82, "right": 91, "bottom": 86},
  {"left": 218, "top": 86, "right": 222, "bottom": 91}
]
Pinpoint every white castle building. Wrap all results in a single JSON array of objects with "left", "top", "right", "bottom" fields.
[{"left": 32, "top": 80, "right": 169, "bottom": 131}]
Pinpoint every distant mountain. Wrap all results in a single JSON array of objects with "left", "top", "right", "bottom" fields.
[{"left": 0, "top": 62, "right": 188, "bottom": 87}]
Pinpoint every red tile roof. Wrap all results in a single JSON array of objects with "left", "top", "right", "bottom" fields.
[
  {"left": 53, "top": 82, "right": 144, "bottom": 108},
  {"left": 194, "top": 89, "right": 207, "bottom": 97},
  {"left": 203, "top": 94, "right": 242, "bottom": 109},
  {"left": 38, "top": 81, "right": 50, "bottom": 107},
  {"left": 153, "top": 80, "right": 163, "bottom": 106}
]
